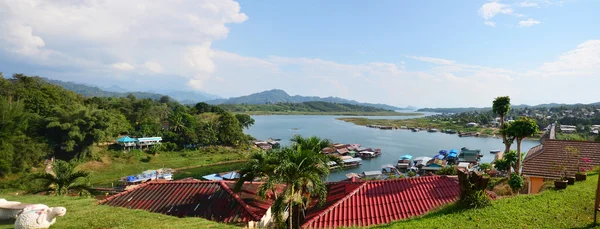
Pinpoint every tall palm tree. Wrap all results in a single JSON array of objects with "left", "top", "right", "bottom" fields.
[
  {"left": 33, "top": 159, "right": 90, "bottom": 196},
  {"left": 492, "top": 96, "right": 512, "bottom": 154},
  {"left": 290, "top": 135, "right": 332, "bottom": 153}
]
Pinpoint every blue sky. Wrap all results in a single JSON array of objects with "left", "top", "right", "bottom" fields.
[{"left": 1, "top": 0, "right": 599, "bottom": 107}]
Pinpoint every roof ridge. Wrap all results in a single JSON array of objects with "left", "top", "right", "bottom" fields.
[
  {"left": 97, "top": 180, "right": 157, "bottom": 204},
  {"left": 523, "top": 144, "right": 544, "bottom": 163},
  {"left": 301, "top": 182, "right": 368, "bottom": 228},
  {"left": 218, "top": 181, "right": 263, "bottom": 221}
]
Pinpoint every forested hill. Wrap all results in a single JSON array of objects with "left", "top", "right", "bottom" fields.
[
  {"left": 206, "top": 89, "right": 409, "bottom": 110},
  {"left": 218, "top": 101, "right": 395, "bottom": 113},
  {"left": 43, "top": 78, "right": 221, "bottom": 104},
  {"left": 0, "top": 74, "right": 252, "bottom": 177}
]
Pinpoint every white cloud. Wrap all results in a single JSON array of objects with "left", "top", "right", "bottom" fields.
[
  {"left": 539, "top": 40, "right": 600, "bottom": 76},
  {"left": 484, "top": 21, "right": 497, "bottom": 27},
  {"left": 520, "top": 2, "right": 539, "bottom": 7},
  {"left": 479, "top": 1, "right": 513, "bottom": 20},
  {"left": 0, "top": 0, "right": 247, "bottom": 88},
  {"left": 410, "top": 56, "right": 455, "bottom": 65},
  {"left": 518, "top": 18, "right": 541, "bottom": 27},
  {"left": 144, "top": 61, "right": 163, "bottom": 73},
  {"left": 112, "top": 62, "right": 135, "bottom": 71}
]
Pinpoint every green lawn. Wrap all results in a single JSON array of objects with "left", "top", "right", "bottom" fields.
[
  {"left": 378, "top": 174, "right": 600, "bottom": 229},
  {"left": 81, "top": 147, "right": 249, "bottom": 187},
  {"left": 0, "top": 195, "right": 235, "bottom": 229}
]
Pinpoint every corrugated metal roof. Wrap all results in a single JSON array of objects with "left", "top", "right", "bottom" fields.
[
  {"left": 302, "top": 176, "right": 460, "bottom": 229},
  {"left": 100, "top": 180, "right": 275, "bottom": 223}
]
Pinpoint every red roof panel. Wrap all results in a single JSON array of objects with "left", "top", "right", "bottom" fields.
[
  {"left": 302, "top": 176, "right": 459, "bottom": 229},
  {"left": 99, "top": 180, "right": 275, "bottom": 224}
]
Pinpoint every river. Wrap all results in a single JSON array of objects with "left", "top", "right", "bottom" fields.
[{"left": 244, "top": 114, "right": 539, "bottom": 181}]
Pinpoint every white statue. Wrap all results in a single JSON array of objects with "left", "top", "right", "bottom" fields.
[
  {"left": 14, "top": 205, "right": 66, "bottom": 229},
  {"left": 0, "top": 199, "right": 24, "bottom": 220}
]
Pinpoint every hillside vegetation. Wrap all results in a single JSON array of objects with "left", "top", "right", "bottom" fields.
[{"left": 207, "top": 89, "right": 405, "bottom": 110}]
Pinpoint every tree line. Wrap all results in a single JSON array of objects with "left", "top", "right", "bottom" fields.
[{"left": 0, "top": 73, "right": 253, "bottom": 177}]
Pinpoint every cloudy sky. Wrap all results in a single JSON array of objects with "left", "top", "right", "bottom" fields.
[{"left": 0, "top": 0, "right": 599, "bottom": 107}]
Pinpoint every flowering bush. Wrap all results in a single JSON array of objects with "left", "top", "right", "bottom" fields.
[{"left": 577, "top": 157, "right": 593, "bottom": 175}]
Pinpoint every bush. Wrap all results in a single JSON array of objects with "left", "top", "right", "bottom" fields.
[
  {"left": 479, "top": 163, "right": 492, "bottom": 173},
  {"left": 437, "top": 166, "right": 458, "bottom": 175},
  {"left": 460, "top": 190, "right": 491, "bottom": 209},
  {"left": 508, "top": 173, "right": 524, "bottom": 192},
  {"left": 407, "top": 171, "right": 416, "bottom": 177},
  {"left": 162, "top": 142, "right": 179, "bottom": 151}
]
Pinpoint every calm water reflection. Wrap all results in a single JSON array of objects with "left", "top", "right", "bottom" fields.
[{"left": 245, "top": 115, "right": 539, "bottom": 181}]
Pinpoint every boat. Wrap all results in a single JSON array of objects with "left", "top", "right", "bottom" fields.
[
  {"left": 381, "top": 164, "right": 399, "bottom": 174},
  {"left": 397, "top": 154, "right": 414, "bottom": 171},
  {"left": 342, "top": 158, "right": 363, "bottom": 168},
  {"left": 411, "top": 128, "right": 420, "bottom": 132},
  {"left": 358, "top": 149, "right": 381, "bottom": 158},
  {"left": 490, "top": 150, "right": 501, "bottom": 154},
  {"left": 121, "top": 168, "right": 174, "bottom": 184},
  {"left": 458, "top": 147, "right": 483, "bottom": 162},
  {"left": 427, "top": 128, "right": 439, "bottom": 132},
  {"left": 413, "top": 156, "right": 432, "bottom": 168},
  {"left": 446, "top": 130, "right": 457, "bottom": 134}
]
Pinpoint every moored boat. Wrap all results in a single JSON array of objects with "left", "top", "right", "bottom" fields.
[{"left": 490, "top": 150, "right": 501, "bottom": 154}]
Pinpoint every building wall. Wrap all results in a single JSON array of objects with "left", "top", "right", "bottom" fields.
[
  {"left": 528, "top": 176, "right": 545, "bottom": 194},
  {"left": 247, "top": 206, "right": 275, "bottom": 228}
]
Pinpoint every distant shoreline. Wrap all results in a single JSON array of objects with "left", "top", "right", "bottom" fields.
[{"left": 238, "top": 111, "right": 425, "bottom": 116}]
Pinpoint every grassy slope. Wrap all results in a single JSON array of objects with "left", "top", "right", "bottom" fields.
[
  {"left": 173, "top": 162, "right": 247, "bottom": 180},
  {"left": 0, "top": 196, "right": 234, "bottom": 229},
  {"left": 82, "top": 147, "right": 249, "bottom": 187},
  {"left": 378, "top": 174, "right": 600, "bottom": 229}
]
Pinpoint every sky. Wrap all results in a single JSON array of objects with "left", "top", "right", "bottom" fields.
[{"left": 0, "top": 0, "right": 599, "bottom": 107}]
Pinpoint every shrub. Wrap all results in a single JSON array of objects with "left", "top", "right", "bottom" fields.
[
  {"left": 479, "top": 163, "right": 492, "bottom": 173},
  {"left": 437, "top": 166, "right": 457, "bottom": 175},
  {"left": 460, "top": 190, "right": 491, "bottom": 209},
  {"left": 399, "top": 174, "right": 406, "bottom": 178},
  {"left": 388, "top": 174, "right": 397, "bottom": 179},
  {"left": 508, "top": 173, "right": 524, "bottom": 192},
  {"left": 407, "top": 171, "right": 416, "bottom": 177}
]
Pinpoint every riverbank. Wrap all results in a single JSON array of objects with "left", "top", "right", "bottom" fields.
[
  {"left": 239, "top": 111, "right": 423, "bottom": 116},
  {"left": 337, "top": 117, "right": 544, "bottom": 139}
]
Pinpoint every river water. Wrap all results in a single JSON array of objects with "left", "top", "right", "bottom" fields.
[{"left": 245, "top": 114, "right": 539, "bottom": 181}]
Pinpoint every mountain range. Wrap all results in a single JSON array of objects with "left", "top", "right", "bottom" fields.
[
  {"left": 43, "top": 79, "right": 410, "bottom": 110},
  {"left": 205, "top": 89, "right": 412, "bottom": 110}
]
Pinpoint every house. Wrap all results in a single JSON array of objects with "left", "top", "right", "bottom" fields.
[
  {"left": 301, "top": 176, "right": 460, "bottom": 228},
  {"left": 522, "top": 140, "right": 600, "bottom": 194},
  {"left": 137, "top": 137, "right": 162, "bottom": 148},
  {"left": 361, "top": 170, "right": 382, "bottom": 179},
  {"left": 100, "top": 180, "right": 280, "bottom": 228},
  {"left": 116, "top": 136, "right": 137, "bottom": 147},
  {"left": 466, "top": 122, "right": 479, "bottom": 127}
]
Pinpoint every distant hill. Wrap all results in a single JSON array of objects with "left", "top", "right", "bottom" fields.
[
  {"left": 206, "top": 89, "right": 408, "bottom": 110},
  {"left": 417, "top": 103, "right": 591, "bottom": 113},
  {"left": 44, "top": 78, "right": 220, "bottom": 103},
  {"left": 218, "top": 101, "right": 394, "bottom": 113}
]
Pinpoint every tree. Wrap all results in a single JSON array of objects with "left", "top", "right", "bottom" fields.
[
  {"left": 505, "top": 117, "right": 539, "bottom": 175},
  {"left": 235, "top": 113, "right": 255, "bottom": 129},
  {"left": 217, "top": 112, "right": 246, "bottom": 146},
  {"left": 290, "top": 135, "right": 332, "bottom": 153},
  {"left": 33, "top": 159, "right": 90, "bottom": 196},
  {"left": 493, "top": 96, "right": 512, "bottom": 154}
]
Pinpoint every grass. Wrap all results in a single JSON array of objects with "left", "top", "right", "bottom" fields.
[
  {"left": 239, "top": 111, "right": 423, "bottom": 116},
  {"left": 376, "top": 174, "right": 600, "bottom": 229},
  {"left": 0, "top": 195, "right": 235, "bottom": 229},
  {"left": 84, "top": 147, "right": 249, "bottom": 187},
  {"left": 173, "top": 162, "right": 247, "bottom": 180}
]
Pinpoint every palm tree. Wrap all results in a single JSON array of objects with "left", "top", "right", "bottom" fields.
[
  {"left": 493, "top": 96, "right": 512, "bottom": 154},
  {"left": 33, "top": 159, "right": 90, "bottom": 196},
  {"left": 290, "top": 135, "right": 332, "bottom": 153}
]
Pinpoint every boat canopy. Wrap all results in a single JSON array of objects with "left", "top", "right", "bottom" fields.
[
  {"left": 439, "top": 150, "right": 448, "bottom": 155},
  {"left": 327, "top": 161, "right": 338, "bottom": 166},
  {"left": 447, "top": 152, "right": 458, "bottom": 158},
  {"left": 221, "top": 171, "right": 240, "bottom": 180},
  {"left": 400, "top": 154, "right": 413, "bottom": 160},
  {"left": 362, "top": 151, "right": 375, "bottom": 155},
  {"left": 414, "top": 156, "right": 432, "bottom": 162},
  {"left": 339, "top": 155, "right": 353, "bottom": 160},
  {"left": 202, "top": 174, "right": 223, "bottom": 181},
  {"left": 449, "top": 149, "right": 459, "bottom": 154},
  {"left": 363, "top": 171, "right": 382, "bottom": 176},
  {"left": 433, "top": 154, "right": 445, "bottom": 160},
  {"left": 381, "top": 164, "right": 395, "bottom": 168},
  {"left": 343, "top": 158, "right": 363, "bottom": 163}
]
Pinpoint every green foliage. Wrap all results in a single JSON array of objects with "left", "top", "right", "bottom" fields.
[
  {"left": 234, "top": 113, "right": 255, "bottom": 129},
  {"left": 479, "top": 163, "right": 492, "bottom": 173},
  {"left": 492, "top": 96, "right": 511, "bottom": 120},
  {"left": 507, "top": 173, "right": 525, "bottom": 192},
  {"left": 32, "top": 159, "right": 90, "bottom": 196},
  {"left": 437, "top": 166, "right": 458, "bottom": 175},
  {"left": 290, "top": 135, "right": 332, "bottom": 153},
  {"left": 407, "top": 171, "right": 416, "bottom": 177},
  {"left": 459, "top": 190, "right": 491, "bottom": 209},
  {"left": 217, "top": 112, "right": 246, "bottom": 146}
]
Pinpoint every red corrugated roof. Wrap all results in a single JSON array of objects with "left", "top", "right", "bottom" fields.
[
  {"left": 301, "top": 176, "right": 460, "bottom": 228},
  {"left": 99, "top": 180, "right": 276, "bottom": 223}
]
